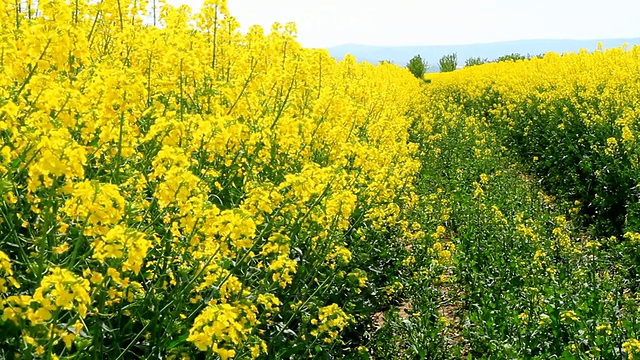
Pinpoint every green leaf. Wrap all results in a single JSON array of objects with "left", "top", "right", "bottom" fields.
[
  {"left": 167, "top": 333, "right": 189, "bottom": 350},
  {"left": 0, "top": 179, "right": 11, "bottom": 197}
]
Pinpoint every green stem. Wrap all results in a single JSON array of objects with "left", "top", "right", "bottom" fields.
[{"left": 116, "top": 0, "right": 124, "bottom": 31}]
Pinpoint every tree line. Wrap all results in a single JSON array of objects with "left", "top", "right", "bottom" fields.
[{"left": 395, "top": 52, "right": 545, "bottom": 79}]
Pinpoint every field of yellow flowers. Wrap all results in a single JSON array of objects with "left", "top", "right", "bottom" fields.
[
  {"left": 4, "top": 0, "right": 640, "bottom": 359},
  {"left": 0, "top": 0, "right": 429, "bottom": 358},
  {"left": 426, "top": 46, "right": 640, "bottom": 235}
]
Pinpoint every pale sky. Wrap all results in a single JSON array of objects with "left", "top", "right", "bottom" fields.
[{"left": 167, "top": 0, "right": 640, "bottom": 48}]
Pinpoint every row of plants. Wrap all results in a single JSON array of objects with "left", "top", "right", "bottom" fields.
[
  {"left": 390, "top": 79, "right": 640, "bottom": 359},
  {"left": 426, "top": 46, "right": 640, "bottom": 236}
]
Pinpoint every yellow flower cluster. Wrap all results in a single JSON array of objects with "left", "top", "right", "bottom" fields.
[
  {"left": 560, "top": 310, "right": 580, "bottom": 323},
  {"left": 188, "top": 301, "right": 261, "bottom": 358},
  {"left": 3, "top": 268, "right": 90, "bottom": 352},
  {"left": 310, "top": 303, "right": 353, "bottom": 341},
  {"left": 429, "top": 225, "right": 455, "bottom": 266},
  {"left": 93, "top": 225, "right": 152, "bottom": 275},
  {"left": 63, "top": 181, "right": 126, "bottom": 235},
  {"left": 0, "top": 251, "right": 20, "bottom": 293},
  {"left": 624, "top": 339, "right": 640, "bottom": 360}
]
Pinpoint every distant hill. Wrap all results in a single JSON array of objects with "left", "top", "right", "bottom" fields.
[{"left": 327, "top": 38, "right": 640, "bottom": 71}]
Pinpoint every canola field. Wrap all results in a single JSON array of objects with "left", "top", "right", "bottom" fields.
[
  {"left": 0, "top": 0, "right": 423, "bottom": 358},
  {"left": 2, "top": 0, "right": 640, "bottom": 359}
]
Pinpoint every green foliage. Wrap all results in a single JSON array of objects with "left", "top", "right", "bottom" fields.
[
  {"left": 494, "top": 53, "right": 526, "bottom": 62},
  {"left": 439, "top": 53, "right": 458, "bottom": 72},
  {"left": 406, "top": 54, "right": 428, "bottom": 79},
  {"left": 464, "top": 57, "right": 488, "bottom": 67},
  {"left": 527, "top": 53, "right": 545, "bottom": 59}
]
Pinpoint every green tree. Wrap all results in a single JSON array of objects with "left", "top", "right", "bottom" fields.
[
  {"left": 406, "top": 54, "right": 428, "bottom": 79},
  {"left": 439, "top": 53, "right": 458, "bottom": 72},
  {"left": 495, "top": 53, "right": 526, "bottom": 63},
  {"left": 465, "top": 57, "right": 488, "bottom": 67}
]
